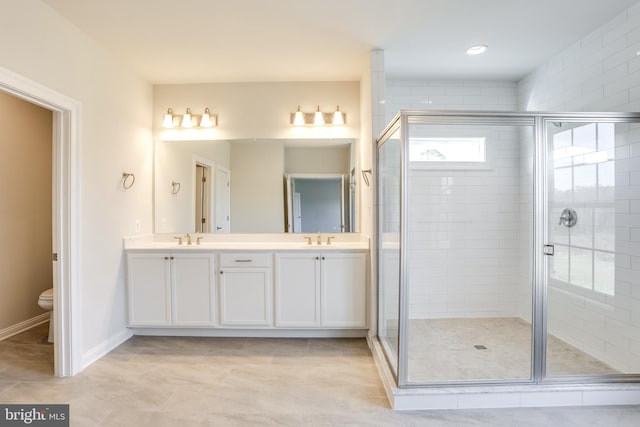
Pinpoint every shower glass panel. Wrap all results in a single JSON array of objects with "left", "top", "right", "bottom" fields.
[
  {"left": 377, "top": 126, "right": 402, "bottom": 376},
  {"left": 546, "top": 120, "right": 640, "bottom": 377},
  {"left": 405, "top": 121, "right": 535, "bottom": 383}
]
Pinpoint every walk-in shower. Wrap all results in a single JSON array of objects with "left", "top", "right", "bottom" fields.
[{"left": 376, "top": 110, "right": 640, "bottom": 389}]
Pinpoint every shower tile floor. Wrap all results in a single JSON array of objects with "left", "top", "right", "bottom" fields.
[{"left": 408, "top": 317, "right": 618, "bottom": 382}]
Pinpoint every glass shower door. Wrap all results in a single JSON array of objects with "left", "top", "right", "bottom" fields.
[
  {"left": 404, "top": 120, "right": 535, "bottom": 384},
  {"left": 545, "top": 120, "right": 640, "bottom": 377}
]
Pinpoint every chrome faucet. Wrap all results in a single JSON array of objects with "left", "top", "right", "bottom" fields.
[
  {"left": 326, "top": 236, "right": 335, "bottom": 245},
  {"left": 316, "top": 233, "right": 322, "bottom": 245},
  {"left": 185, "top": 233, "right": 192, "bottom": 245},
  {"left": 304, "top": 236, "right": 312, "bottom": 245}
]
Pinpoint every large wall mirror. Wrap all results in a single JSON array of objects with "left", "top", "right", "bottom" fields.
[{"left": 154, "top": 138, "right": 357, "bottom": 234}]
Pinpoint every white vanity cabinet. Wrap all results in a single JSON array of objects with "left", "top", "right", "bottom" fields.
[
  {"left": 218, "top": 253, "right": 273, "bottom": 327},
  {"left": 275, "top": 252, "right": 367, "bottom": 328},
  {"left": 275, "top": 253, "right": 321, "bottom": 327},
  {"left": 127, "top": 252, "right": 216, "bottom": 327}
]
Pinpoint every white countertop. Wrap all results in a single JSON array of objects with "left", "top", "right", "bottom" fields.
[{"left": 123, "top": 233, "right": 370, "bottom": 251}]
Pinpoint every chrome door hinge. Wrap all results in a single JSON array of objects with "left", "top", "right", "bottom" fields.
[
  {"left": 52, "top": 253, "right": 58, "bottom": 261},
  {"left": 543, "top": 245, "right": 554, "bottom": 256}
]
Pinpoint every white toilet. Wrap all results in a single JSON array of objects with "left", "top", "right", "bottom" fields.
[{"left": 37, "top": 288, "right": 54, "bottom": 343}]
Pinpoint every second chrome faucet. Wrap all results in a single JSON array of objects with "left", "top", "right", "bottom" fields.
[{"left": 304, "top": 233, "right": 336, "bottom": 245}]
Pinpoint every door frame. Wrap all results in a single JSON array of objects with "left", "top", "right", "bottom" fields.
[
  {"left": 0, "top": 65, "right": 81, "bottom": 376},
  {"left": 192, "top": 155, "right": 214, "bottom": 234}
]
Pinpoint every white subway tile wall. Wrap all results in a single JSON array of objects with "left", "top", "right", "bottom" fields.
[
  {"left": 385, "top": 80, "right": 519, "bottom": 124},
  {"left": 406, "top": 124, "right": 533, "bottom": 320},
  {"left": 519, "top": 4, "right": 640, "bottom": 373},
  {"left": 383, "top": 80, "right": 528, "bottom": 321}
]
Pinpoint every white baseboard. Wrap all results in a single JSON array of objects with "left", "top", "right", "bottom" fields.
[
  {"left": 81, "top": 328, "right": 133, "bottom": 370},
  {"left": 0, "top": 313, "right": 50, "bottom": 341},
  {"left": 130, "top": 327, "right": 369, "bottom": 338}
]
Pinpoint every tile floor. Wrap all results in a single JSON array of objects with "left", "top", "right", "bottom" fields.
[
  {"left": 408, "top": 318, "right": 617, "bottom": 382},
  {"left": 1, "top": 322, "right": 639, "bottom": 426}
]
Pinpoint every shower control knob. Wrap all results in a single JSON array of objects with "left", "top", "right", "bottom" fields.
[{"left": 559, "top": 208, "right": 577, "bottom": 228}]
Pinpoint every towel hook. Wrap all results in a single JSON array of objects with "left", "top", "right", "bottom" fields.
[
  {"left": 122, "top": 172, "right": 135, "bottom": 190},
  {"left": 171, "top": 181, "right": 181, "bottom": 195},
  {"left": 361, "top": 169, "right": 372, "bottom": 187}
]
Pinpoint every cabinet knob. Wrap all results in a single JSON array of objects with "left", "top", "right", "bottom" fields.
[
  {"left": 164, "top": 256, "right": 169, "bottom": 260},
  {"left": 321, "top": 256, "right": 325, "bottom": 260},
  {"left": 220, "top": 270, "right": 224, "bottom": 275},
  {"left": 315, "top": 256, "right": 319, "bottom": 260}
]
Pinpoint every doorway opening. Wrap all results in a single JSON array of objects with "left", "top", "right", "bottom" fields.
[{"left": 0, "top": 65, "right": 80, "bottom": 377}]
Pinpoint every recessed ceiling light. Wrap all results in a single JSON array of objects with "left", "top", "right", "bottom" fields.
[{"left": 466, "top": 45, "right": 488, "bottom": 55}]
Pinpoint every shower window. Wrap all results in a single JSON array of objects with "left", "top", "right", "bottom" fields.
[
  {"left": 549, "top": 122, "right": 615, "bottom": 296},
  {"left": 409, "top": 137, "right": 486, "bottom": 163}
]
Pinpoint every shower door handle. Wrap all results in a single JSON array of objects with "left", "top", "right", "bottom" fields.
[{"left": 543, "top": 245, "right": 555, "bottom": 256}]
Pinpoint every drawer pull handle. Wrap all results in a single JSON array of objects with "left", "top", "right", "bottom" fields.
[{"left": 234, "top": 259, "right": 253, "bottom": 263}]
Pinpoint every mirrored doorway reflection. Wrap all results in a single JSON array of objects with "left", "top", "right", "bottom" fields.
[
  {"left": 285, "top": 174, "right": 347, "bottom": 233},
  {"left": 545, "top": 120, "right": 640, "bottom": 377}
]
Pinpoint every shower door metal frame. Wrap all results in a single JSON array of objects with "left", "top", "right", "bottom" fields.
[
  {"left": 376, "top": 110, "right": 640, "bottom": 389},
  {"left": 376, "top": 118, "right": 403, "bottom": 382},
  {"left": 539, "top": 113, "right": 640, "bottom": 386}
]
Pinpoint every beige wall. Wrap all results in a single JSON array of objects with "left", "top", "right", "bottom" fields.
[
  {"left": 154, "top": 82, "right": 360, "bottom": 141},
  {"left": 0, "top": 91, "right": 52, "bottom": 331},
  {"left": 0, "top": 1, "right": 153, "bottom": 360},
  {"left": 230, "top": 140, "right": 285, "bottom": 232},
  {"left": 284, "top": 145, "right": 351, "bottom": 174}
]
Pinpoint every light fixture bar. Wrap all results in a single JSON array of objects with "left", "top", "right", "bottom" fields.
[
  {"left": 162, "top": 107, "right": 217, "bottom": 129},
  {"left": 290, "top": 105, "right": 346, "bottom": 126}
]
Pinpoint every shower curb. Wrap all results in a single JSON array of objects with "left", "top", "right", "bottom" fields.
[{"left": 368, "top": 336, "right": 640, "bottom": 410}]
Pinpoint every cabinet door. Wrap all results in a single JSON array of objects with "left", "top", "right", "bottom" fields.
[
  {"left": 275, "top": 254, "right": 320, "bottom": 327},
  {"left": 321, "top": 253, "right": 367, "bottom": 327},
  {"left": 172, "top": 254, "right": 216, "bottom": 326},
  {"left": 218, "top": 267, "right": 272, "bottom": 326},
  {"left": 127, "top": 253, "right": 171, "bottom": 326}
]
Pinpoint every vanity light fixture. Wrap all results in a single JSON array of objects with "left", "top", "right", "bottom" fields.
[
  {"left": 293, "top": 106, "right": 305, "bottom": 126},
  {"left": 290, "top": 105, "right": 347, "bottom": 127},
  {"left": 466, "top": 44, "right": 488, "bottom": 55},
  {"left": 181, "top": 108, "right": 193, "bottom": 128},
  {"left": 162, "top": 108, "right": 174, "bottom": 128},
  {"left": 199, "top": 108, "right": 214, "bottom": 128},
  {"left": 332, "top": 105, "right": 345, "bottom": 126},
  {"left": 162, "top": 107, "right": 218, "bottom": 128},
  {"left": 313, "top": 105, "right": 325, "bottom": 126}
]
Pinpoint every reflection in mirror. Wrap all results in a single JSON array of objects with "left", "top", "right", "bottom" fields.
[
  {"left": 154, "top": 139, "right": 356, "bottom": 234},
  {"left": 285, "top": 174, "right": 350, "bottom": 233}
]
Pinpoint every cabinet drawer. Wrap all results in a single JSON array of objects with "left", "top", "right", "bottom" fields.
[{"left": 219, "top": 253, "right": 272, "bottom": 268}]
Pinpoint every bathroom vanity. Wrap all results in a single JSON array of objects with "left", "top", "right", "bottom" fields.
[{"left": 124, "top": 234, "right": 369, "bottom": 337}]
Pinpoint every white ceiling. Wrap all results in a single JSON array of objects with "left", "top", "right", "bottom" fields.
[{"left": 42, "top": 0, "right": 639, "bottom": 84}]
